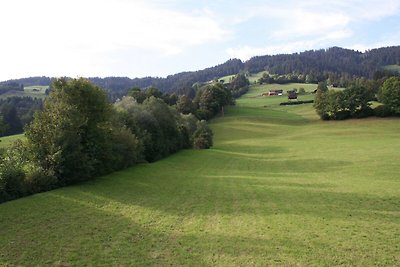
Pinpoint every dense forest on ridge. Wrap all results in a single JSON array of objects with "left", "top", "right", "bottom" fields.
[{"left": 2, "top": 46, "right": 399, "bottom": 100}]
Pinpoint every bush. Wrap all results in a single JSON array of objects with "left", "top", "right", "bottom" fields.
[
  {"left": 25, "top": 168, "right": 58, "bottom": 194},
  {"left": 280, "top": 100, "right": 314, "bottom": 105},
  {"left": 193, "top": 120, "right": 213, "bottom": 149},
  {"left": 332, "top": 110, "right": 351, "bottom": 120},
  {"left": 0, "top": 164, "right": 26, "bottom": 201},
  {"left": 354, "top": 106, "right": 374, "bottom": 118},
  {"left": 374, "top": 105, "right": 394, "bottom": 117}
]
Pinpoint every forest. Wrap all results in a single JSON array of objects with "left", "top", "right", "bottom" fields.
[{"left": 2, "top": 46, "right": 399, "bottom": 99}]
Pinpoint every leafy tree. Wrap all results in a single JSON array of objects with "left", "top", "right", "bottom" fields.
[
  {"left": 343, "top": 85, "right": 374, "bottom": 116},
  {"left": 0, "top": 116, "right": 6, "bottom": 136},
  {"left": 25, "top": 78, "right": 113, "bottom": 184},
  {"left": 378, "top": 77, "right": 400, "bottom": 113},
  {"left": 193, "top": 120, "right": 213, "bottom": 149},
  {"left": 313, "top": 82, "right": 329, "bottom": 119},
  {"left": 0, "top": 140, "right": 29, "bottom": 201},
  {"left": 197, "top": 83, "right": 232, "bottom": 119},
  {"left": 1, "top": 105, "right": 23, "bottom": 136},
  {"left": 128, "top": 87, "right": 147, "bottom": 104},
  {"left": 176, "top": 95, "right": 195, "bottom": 114},
  {"left": 145, "top": 87, "right": 162, "bottom": 99}
]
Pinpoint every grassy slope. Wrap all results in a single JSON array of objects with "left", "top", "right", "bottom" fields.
[
  {"left": 0, "top": 134, "right": 25, "bottom": 149},
  {"left": 0, "top": 86, "right": 47, "bottom": 99},
  {"left": 383, "top": 64, "right": 400, "bottom": 73},
  {"left": 0, "top": 85, "right": 400, "bottom": 265}
]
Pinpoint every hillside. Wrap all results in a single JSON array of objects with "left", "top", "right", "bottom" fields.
[
  {"left": 1, "top": 46, "right": 399, "bottom": 99},
  {"left": 1, "top": 84, "right": 399, "bottom": 265}
]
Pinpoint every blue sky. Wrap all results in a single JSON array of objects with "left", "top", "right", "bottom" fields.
[{"left": 0, "top": 0, "right": 399, "bottom": 81}]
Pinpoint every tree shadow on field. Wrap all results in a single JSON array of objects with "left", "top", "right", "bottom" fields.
[
  {"left": 0, "top": 192, "right": 209, "bottom": 266},
  {"left": 65, "top": 155, "right": 400, "bottom": 224}
]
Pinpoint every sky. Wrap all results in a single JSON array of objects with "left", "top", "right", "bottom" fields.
[{"left": 1, "top": 0, "right": 400, "bottom": 81}]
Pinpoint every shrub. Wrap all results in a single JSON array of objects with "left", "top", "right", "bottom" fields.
[
  {"left": 280, "top": 100, "right": 314, "bottom": 105},
  {"left": 193, "top": 120, "right": 213, "bottom": 149},
  {"left": 25, "top": 168, "right": 58, "bottom": 194},
  {"left": 354, "top": 106, "right": 374, "bottom": 118},
  {"left": 0, "top": 163, "right": 26, "bottom": 201},
  {"left": 332, "top": 110, "right": 351, "bottom": 120},
  {"left": 374, "top": 105, "right": 394, "bottom": 117}
]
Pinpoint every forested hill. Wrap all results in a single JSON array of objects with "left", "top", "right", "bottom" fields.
[
  {"left": 245, "top": 46, "right": 400, "bottom": 77},
  {"left": 1, "top": 46, "right": 399, "bottom": 98}
]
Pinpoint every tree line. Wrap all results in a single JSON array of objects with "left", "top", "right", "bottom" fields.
[
  {"left": 0, "top": 75, "right": 247, "bottom": 203},
  {"left": 314, "top": 77, "right": 400, "bottom": 120},
  {"left": 3, "top": 46, "right": 399, "bottom": 100},
  {"left": 0, "top": 97, "right": 43, "bottom": 136},
  {"left": 245, "top": 46, "right": 400, "bottom": 80}
]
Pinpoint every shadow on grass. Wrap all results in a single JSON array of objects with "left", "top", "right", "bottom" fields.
[
  {"left": 217, "top": 106, "right": 310, "bottom": 126},
  {"left": 0, "top": 191, "right": 209, "bottom": 266},
  {"left": 58, "top": 158, "right": 399, "bottom": 224}
]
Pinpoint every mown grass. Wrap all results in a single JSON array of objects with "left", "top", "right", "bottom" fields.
[
  {"left": 0, "top": 134, "right": 24, "bottom": 149},
  {"left": 0, "top": 86, "right": 48, "bottom": 99},
  {"left": 0, "top": 84, "right": 399, "bottom": 265},
  {"left": 383, "top": 64, "right": 400, "bottom": 73}
]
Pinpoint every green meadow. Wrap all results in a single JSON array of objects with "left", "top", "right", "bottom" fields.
[
  {"left": 384, "top": 64, "right": 400, "bottom": 73},
  {"left": 0, "top": 134, "right": 24, "bottom": 150},
  {"left": 0, "top": 84, "right": 399, "bottom": 265},
  {"left": 0, "top": 86, "right": 48, "bottom": 99}
]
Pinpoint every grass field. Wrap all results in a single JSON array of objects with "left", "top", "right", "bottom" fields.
[
  {"left": 0, "top": 84, "right": 399, "bottom": 265},
  {"left": 0, "top": 86, "right": 48, "bottom": 99},
  {"left": 0, "top": 134, "right": 25, "bottom": 149},
  {"left": 383, "top": 64, "right": 400, "bottom": 73}
]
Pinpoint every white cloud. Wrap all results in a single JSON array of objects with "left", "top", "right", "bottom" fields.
[
  {"left": 226, "top": 42, "right": 312, "bottom": 61},
  {"left": 227, "top": 29, "right": 353, "bottom": 60},
  {"left": 0, "top": 0, "right": 228, "bottom": 79}
]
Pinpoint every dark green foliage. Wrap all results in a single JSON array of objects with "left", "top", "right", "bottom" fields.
[
  {"left": 128, "top": 87, "right": 147, "bottom": 103},
  {"left": 0, "top": 116, "right": 6, "bottom": 135},
  {"left": 245, "top": 46, "right": 400, "bottom": 81},
  {"left": 314, "top": 83, "right": 375, "bottom": 120},
  {"left": 374, "top": 105, "right": 394, "bottom": 117},
  {"left": 378, "top": 77, "right": 400, "bottom": 114},
  {"left": 1, "top": 80, "right": 213, "bottom": 203},
  {"left": 26, "top": 78, "right": 113, "bottom": 184},
  {"left": 197, "top": 83, "right": 232, "bottom": 120},
  {"left": 176, "top": 95, "right": 195, "bottom": 114},
  {"left": 0, "top": 141, "right": 29, "bottom": 201},
  {"left": 193, "top": 120, "right": 213, "bottom": 149},
  {"left": 1, "top": 105, "right": 23, "bottom": 136},
  {"left": 143, "top": 97, "right": 183, "bottom": 158},
  {"left": 0, "top": 82, "right": 23, "bottom": 95},
  {"left": 313, "top": 82, "right": 329, "bottom": 118},
  {"left": 108, "top": 126, "right": 142, "bottom": 170},
  {"left": 24, "top": 168, "right": 58, "bottom": 194},
  {"left": 280, "top": 100, "right": 314, "bottom": 105},
  {"left": 0, "top": 97, "right": 43, "bottom": 136},
  {"left": 229, "top": 73, "right": 250, "bottom": 98}
]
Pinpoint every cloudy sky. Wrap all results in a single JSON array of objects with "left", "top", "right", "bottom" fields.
[{"left": 1, "top": 0, "right": 399, "bottom": 81}]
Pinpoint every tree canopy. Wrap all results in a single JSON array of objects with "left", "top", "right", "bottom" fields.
[{"left": 378, "top": 77, "right": 400, "bottom": 114}]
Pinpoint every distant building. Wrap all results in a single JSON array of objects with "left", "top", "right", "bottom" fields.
[
  {"left": 287, "top": 90, "right": 298, "bottom": 100},
  {"left": 265, "top": 89, "right": 283, "bottom": 96}
]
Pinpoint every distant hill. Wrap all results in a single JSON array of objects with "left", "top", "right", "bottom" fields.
[
  {"left": 1, "top": 46, "right": 399, "bottom": 99},
  {"left": 245, "top": 46, "right": 400, "bottom": 78}
]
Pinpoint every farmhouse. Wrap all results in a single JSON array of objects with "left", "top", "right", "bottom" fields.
[
  {"left": 264, "top": 89, "right": 283, "bottom": 96},
  {"left": 287, "top": 90, "right": 298, "bottom": 100}
]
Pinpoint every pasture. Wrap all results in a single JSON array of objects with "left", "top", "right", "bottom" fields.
[
  {"left": 383, "top": 64, "right": 400, "bottom": 73},
  {"left": 0, "top": 86, "right": 48, "bottom": 99},
  {"left": 0, "top": 134, "right": 25, "bottom": 150},
  {"left": 0, "top": 84, "right": 399, "bottom": 265}
]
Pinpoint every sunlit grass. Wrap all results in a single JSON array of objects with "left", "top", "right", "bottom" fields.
[
  {"left": 0, "top": 84, "right": 399, "bottom": 265},
  {"left": 0, "top": 134, "right": 24, "bottom": 149}
]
